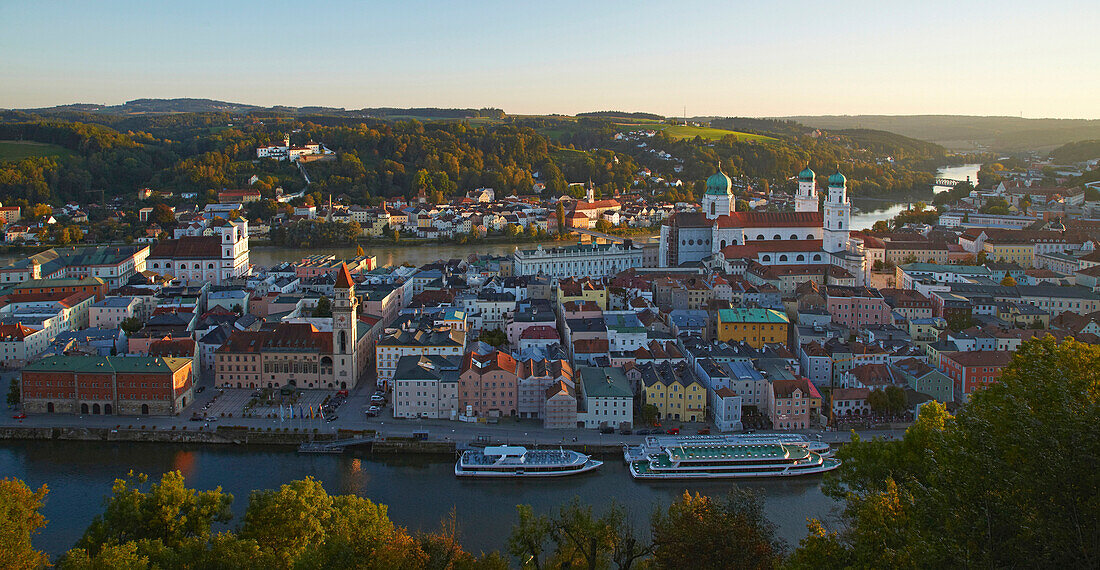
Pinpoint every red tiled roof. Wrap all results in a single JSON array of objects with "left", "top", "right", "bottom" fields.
[
  {"left": 519, "top": 325, "right": 559, "bottom": 340},
  {"left": 715, "top": 211, "right": 823, "bottom": 229},
  {"left": 721, "top": 239, "right": 824, "bottom": 260},
  {"left": 150, "top": 236, "right": 222, "bottom": 260}
]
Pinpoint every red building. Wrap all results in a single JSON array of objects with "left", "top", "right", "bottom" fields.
[
  {"left": 21, "top": 355, "right": 193, "bottom": 416},
  {"left": 938, "top": 350, "right": 1013, "bottom": 402}
]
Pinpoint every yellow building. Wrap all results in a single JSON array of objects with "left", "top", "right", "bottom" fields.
[
  {"left": 640, "top": 362, "right": 706, "bottom": 422},
  {"left": 715, "top": 309, "right": 789, "bottom": 348},
  {"left": 982, "top": 240, "right": 1034, "bottom": 266},
  {"left": 556, "top": 277, "right": 608, "bottom": 311}
]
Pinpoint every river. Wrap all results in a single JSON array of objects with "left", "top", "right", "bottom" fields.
[
  {"left": 848, "top": 163, "right": 981, "bottom": 231},
  {"left": 0, "top": 441, "right": 836, "bottom": 558}
]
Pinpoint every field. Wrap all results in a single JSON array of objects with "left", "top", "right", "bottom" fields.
[
  {"left": 616, "top": 121, "right": 774, "bottom": 142},
  {"left": 0, "top": 140, "right": 75, "bottom": 162}
]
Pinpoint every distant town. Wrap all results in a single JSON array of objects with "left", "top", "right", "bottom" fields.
[{"left": 4, "top": 139, "right": 1100, "bottom": 441}]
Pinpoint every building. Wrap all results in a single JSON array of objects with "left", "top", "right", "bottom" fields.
[
  {"left": 516, "top": 356, "right": 574, "bottom": 424},
  {"left": 459, "top": 348, "right": 519, "bottom": 417},
  {"left": 214, "top": 265, "right": 366, "bottom": 390},
  {"left": 639, "top": 361, "right": 707, "bottom": 422},
  {"left": 89, "top": 297, "right": 142, "bottom": 329},
  {"left": 0, "top": 323, "right": 50, "bottom": 367},
  {"left": 830, "top": 387, "right": 871, "bottom": 419},
  {"left": 577, "top": 367, "right": 633, "bottom": 429},
  {"left": 391, "top": 355, "right": 460, "bottom": 419},
  {"left": 825, "top": 285, "right": 891, "bottom": 330},
  {"left": 513, "top": 242, "right": 644, "bottom": 278},
  {"left": 715, "top": 308, "right": 789, "bottom": 348},
  {"left": 660, "top": 168, "right": 865, "bottom": 282},
  {"left": 148, "top": 220, "right": 249, "bottom": 284},
  {"left": 769, "top": 378, "right": 818, "bottom": 430},
  {"left": 0, "top": 246, "right": 149, "bottom": 288},
  {"left": 375, "top": 324, "right": 466, "bottom": 387},
  {"left": 938, "top": 350, "right": 1013, "bottom": 402},
  {"left": 21, "top": 355, "right": 193, "bottom": 416}
]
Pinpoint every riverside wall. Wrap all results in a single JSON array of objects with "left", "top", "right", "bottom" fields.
[{"left": 0, "top": 426, "right": 629, "bottom": 456}]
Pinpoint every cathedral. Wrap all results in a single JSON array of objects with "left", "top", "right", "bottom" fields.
[{"left": 658, "top": 167, "right": 867, "bottom": 283}]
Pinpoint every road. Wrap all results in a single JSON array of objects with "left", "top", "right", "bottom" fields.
[{"left": 2, "top": 370, "right": 907, "bottom": 447}]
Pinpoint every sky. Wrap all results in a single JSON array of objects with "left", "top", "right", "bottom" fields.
[{"left": 1, "top": 0, "right": 1097, "bottom": 118}]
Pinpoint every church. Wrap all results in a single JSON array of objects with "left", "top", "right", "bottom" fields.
[{"left": 658, "top": 167, "right": 867, "bottom": 283}]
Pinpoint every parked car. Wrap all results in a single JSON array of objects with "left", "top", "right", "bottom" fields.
[
  {"left": 599, "top": 426, "right": 615, "bottom": 434},
  {"left": 665, "top": 428, "right": 680, "bottom": 435},
  {"left": 12, "top": 412, "right": 26, "bottom": 419},
  {"left": 365, "top": 406, "right": 380, "bottom": 417},
  {"left": 325, "top": 415, "right": 338, "bottom": 422},
  {"left": 619, "top": 428, "right": 632, "bottom": 435},
  {"left": 635, "top": 428, "right": 651, "bottom": 435},
  {"left": 336, "top": 390, "right": 349, "bottom": 397},
  {"left": 696, "top": 428, "right": 711, "bottom": 435},
  {"left": 189, "top": 416, "right": 203, "bottom": 422}
]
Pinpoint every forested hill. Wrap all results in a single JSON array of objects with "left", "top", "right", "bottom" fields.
[
  {"left": 13, "top": 99, "right": 504, "bottom": 120},
  {"left": 1050, "top": 140, "right": 1100, "bottom": 163},
  {"left": 781, "top": 114, "right": 1100, "bottom": 153},
  {"left": 0, "top": 109, "right": 947, "bottom": 209}
]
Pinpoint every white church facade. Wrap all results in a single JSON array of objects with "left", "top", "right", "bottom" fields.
[{"left": 658, "top": 167, "right": 868, "bottom": 283}]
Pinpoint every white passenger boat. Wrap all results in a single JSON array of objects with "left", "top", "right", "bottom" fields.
[
  {"left": 624, "top": 434, "right": 839, "bottom": 479},
  {"left": 455, "top": 445, "right": 604, "bottom": 477}
]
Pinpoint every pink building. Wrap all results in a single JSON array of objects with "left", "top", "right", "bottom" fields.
[
  {"left": 825, "top": 285, "right": 891, "bottom": 330},
  {"left": 459, "top": 349, "right": 518, "bottom": 417}
]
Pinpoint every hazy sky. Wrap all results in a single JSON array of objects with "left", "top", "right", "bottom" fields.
[{"left": 2, "top": 0, "right": 1097, "bottom": 118}]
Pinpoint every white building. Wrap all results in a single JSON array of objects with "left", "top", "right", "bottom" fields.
[
  {"left": 89, "top": 297, "right": 141, "bottom": 329},
  {"left": 513, "top": 242, "right": 645, "bottom": 279},
  {"left": 391, "top": 355, "right": 461, "bottom": 419},
  {"left": 577, "top": 367, "right": 633, "bottom": 429},
  {"left": 148, "top": 219, "right": 250, "bottom": 284}
]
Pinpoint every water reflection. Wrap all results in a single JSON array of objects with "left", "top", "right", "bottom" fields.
[{"left": 1, "top": 441, "right": 836, "bottom": 557}]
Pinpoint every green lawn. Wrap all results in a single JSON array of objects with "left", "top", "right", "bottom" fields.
[
  {"left": 0, "top": 140, "right": 75, "bottom": 162},
  {"left": 616, "top": 122, "right": 774, "bottom": 142}
]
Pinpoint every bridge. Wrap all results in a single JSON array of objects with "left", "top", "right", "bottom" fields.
[
  {"left": 571, "top": 228, "right": 656, "bottom": 245},
  {"left": 933, "top": 177, "right": 969, "bottom": 188}
]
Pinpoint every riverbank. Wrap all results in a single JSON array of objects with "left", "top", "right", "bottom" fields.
[{"left": 0, "top": 424, "right": 635, "bottom": 455}]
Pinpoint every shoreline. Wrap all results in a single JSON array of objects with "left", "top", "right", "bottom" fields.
[{"left": 0, "top": 425, "right": 630, "bottom": 456}]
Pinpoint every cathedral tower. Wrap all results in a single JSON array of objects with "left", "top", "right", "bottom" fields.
[
  {"left": 795, "top": 167, "right": 818, "bottom": 213},
  {"left": 702, "top": 166, "right": 733, "bottom": 220},
  {"left": 332, "top": 263, "right": 358, "bottom": 389},
  {"left": 823, "top": 170, "right": 850, "bottom": 254}
]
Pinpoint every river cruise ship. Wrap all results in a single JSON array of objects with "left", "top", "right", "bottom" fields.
[
  {"left": 455, "top": 445, "right": 604, "bottom": 478},
  {"left": 624, "top": 434, "right": 839, "bottom": 479}
]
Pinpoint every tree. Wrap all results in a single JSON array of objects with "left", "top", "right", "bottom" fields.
[
  {"left": 651, "top": 489, "right": 784, "bottom": 570},
  {"left": 595, "top": 219, "right": 613, "bottom": 233},
  {"left": 641, "top": 404, "right": 659, "bottom": 425},
  {"left": 871, "top": 220, "right": 890, "bottom": 233},
  {"left": 151, "top": 203, "right": 177, "bottom": 226},
  {"left": 313, "top": 296, "right": 332, "bottom": 318},
  {"left": 7, "top": 378, "right": 19, "bottom": 406},
  {"left": 477, "top": 329, "right": 507, "bottom": 348},
  {"left": 794, "top": 337, "right": 1100, "bottom": 568},
  {"left": 119, "top": 317, "right": 143, "bottom": 336},
  {"left": 867, "top": 389, "right": 888, "bottom": 414},
  {"left": 1000, "top": 275, "right": 1017, "bottom": 286},
  {"left": 0, "top": 478, "right": 49, "bottom": 570},
  {"left": 508, "top": 505, "right": 551, "bottom": 569},
  {"left": 555, "top": 202, "right": 566, "bottom": 235},
  {"left": 73, "top": 471, "right": 233, "bottom": 558},
  {"left": 884, "top": 385, "right": 906, "bottom": 415}
]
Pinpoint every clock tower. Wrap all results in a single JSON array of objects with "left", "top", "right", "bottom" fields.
[{"left": 332, "top": 263, "right": 358, "bottom": 388}]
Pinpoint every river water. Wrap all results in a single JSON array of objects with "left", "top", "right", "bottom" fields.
[
  {"left": 0, "top": 441, "right": 835, "bottom": 558},
  {"left": 848, "top": 163, "right": 980, "bottom": 231}
]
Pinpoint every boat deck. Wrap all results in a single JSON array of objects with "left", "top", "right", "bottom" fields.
[{"left": 666, "top": 443, "right": 800, "bottom": 461}]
